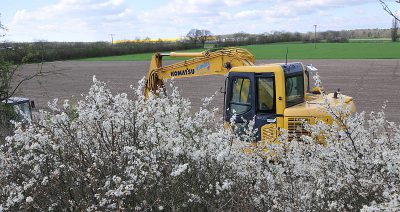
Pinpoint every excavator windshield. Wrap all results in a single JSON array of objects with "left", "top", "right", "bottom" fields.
[
  {"left": 2, "top": 97, "right": 33, "bottom": 123},
  {"left": 229, "top": 77, "right": 252, "bottom": 115}
]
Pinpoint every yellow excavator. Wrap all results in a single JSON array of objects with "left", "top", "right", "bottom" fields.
[{"left": 145, "top": 47, "right": 356, "bottom": 141}]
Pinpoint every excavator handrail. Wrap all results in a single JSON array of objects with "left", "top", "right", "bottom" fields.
[{"left": 155, "top": 47, "right": 254, "bottom": 73}]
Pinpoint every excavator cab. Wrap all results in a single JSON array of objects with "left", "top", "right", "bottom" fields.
[
  {"left": 2, "top": 97, "right": 34, "bottom": 123},
  {"left": 224, "top": 63, "right": 305, "bottom": 140}
]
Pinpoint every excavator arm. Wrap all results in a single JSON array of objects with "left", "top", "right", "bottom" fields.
[{"left": 145, "top": 47, "right": 255, "bottom": 96}]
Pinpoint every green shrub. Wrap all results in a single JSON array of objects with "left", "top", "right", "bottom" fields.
[{"left": 0, "top": 103, "right": 17, "bottom": 140}]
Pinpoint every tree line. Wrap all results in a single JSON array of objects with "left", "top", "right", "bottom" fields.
[
  {"left": 213, "top": 28, "right": 395, "bottom": 46},
  {"left": 0, "top": 41, "right": 197, "bottom": 64},
  {"left": 0, "top": 27, "right": 394, "bottom": 64}
]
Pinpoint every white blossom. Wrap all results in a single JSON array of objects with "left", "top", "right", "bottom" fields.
[
  {"left": 0, "top": 76, "right": 399, "bottom": 211},
  {"left": 25, "top": 196, "right": 33, "bottom": 203},
  {"left": 170, "top": 163, "right": 189, "bottom": 177}
]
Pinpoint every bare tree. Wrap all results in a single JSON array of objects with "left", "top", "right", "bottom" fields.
[
  {"left": 186, "top": 29, "right": 212, "bottom": 48},
  {"left": 0, "top": 15, "right": 49, "bottom": 102},
  {"left": 392, "top": 17, "right": 399, "bottom": 41},
  {"left": 0, "top": 17, "right": 55, "bottom": 139},
  {"left": 379, "top": 0, "right": 400, "bottom": 22},
  {"left": 198, "top": 29, "right": 212, "bottom": 48},
  {"left": 0, "top": 62, "right": 49, "bottom": 102},
  {"left": 186, "top": 29, "right": 202, "bottom": 46},
  {"left": 0, "top": 34, "right": 44, "bottom": 101}
]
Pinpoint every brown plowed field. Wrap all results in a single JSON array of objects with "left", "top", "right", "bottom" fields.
[{"left": 17, "top": 59, "right": 400, "bottom": 122}]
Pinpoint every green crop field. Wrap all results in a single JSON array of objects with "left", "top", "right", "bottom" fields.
[
  {"left": 81, "top": 42, "right": 400, "bottom": 61},
  {"left": 246, "top": 42, "right": 400, "bottom": 59}
]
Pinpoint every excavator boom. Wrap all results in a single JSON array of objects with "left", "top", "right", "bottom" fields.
[{"left": 145, "top": 47, "right": 255, "bottom": 96}]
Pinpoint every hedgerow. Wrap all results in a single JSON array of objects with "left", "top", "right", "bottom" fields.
[{"left": 0, "top": 76, "right": 399, "bottom": 211}]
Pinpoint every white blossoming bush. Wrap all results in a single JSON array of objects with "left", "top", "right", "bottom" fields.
[
  {"left": 254, "top": 104, "right": 400, "bottom": 211},
  {"left": 0, "top": 75, "right": 399, "bottom": 211},
  {"left": 0, "top": 77, "right": 259, "bottom": 211}
]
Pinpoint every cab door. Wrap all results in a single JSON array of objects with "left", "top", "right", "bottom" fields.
[
  {"left": 254, "top": 73, "right": 278, "bottom": 141},
  {"left": 225, "top": 72, "right": 255, "bottom": 124},
  {"left": 225, "top": 72, "right": 278, "bottom": 141}
]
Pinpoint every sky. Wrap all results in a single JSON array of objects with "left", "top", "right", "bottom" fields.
[{"left": 0, "top": 0, "right": 398, "bottom": 42}]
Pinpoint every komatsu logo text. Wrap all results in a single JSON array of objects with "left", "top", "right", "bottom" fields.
[{"left": 170, "top": 69, "right": 195, "bottom": 77}]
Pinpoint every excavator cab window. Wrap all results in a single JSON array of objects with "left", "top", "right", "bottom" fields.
[
  {"left": 229, "top": 77, "right": 252, "bottom": 115},
  {"left": 257, "top": 77, "right": 275, "bottom": 113},
  {"left": 285, "top": 74, "right": 304, "bottom": 107}
]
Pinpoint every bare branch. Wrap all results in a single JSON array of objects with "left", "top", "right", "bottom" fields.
[
  {"left": 0, "top": 13, "right": 7, "bottom": 37},
  {"left": 7, "top": 71, "right": 49, "bottom": 100},
  {"left": 0, "top": 61, "right": 54, "bottom": 102},
  {"left": 379, "top": 0, "right": 400, "bottom": 22}
]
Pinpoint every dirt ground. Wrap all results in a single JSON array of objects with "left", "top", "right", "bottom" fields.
[{"left": 16, "top": 59, "right": 400, "bottom": 123}]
